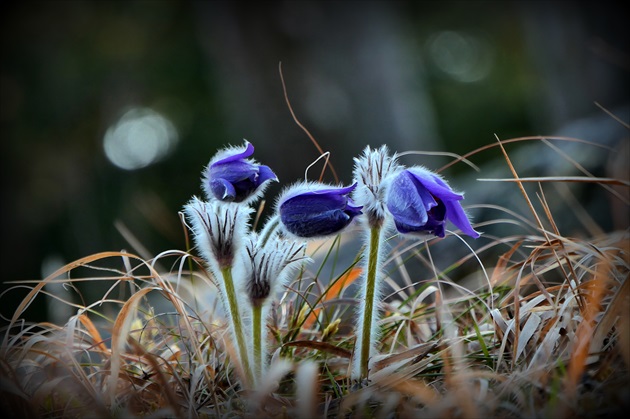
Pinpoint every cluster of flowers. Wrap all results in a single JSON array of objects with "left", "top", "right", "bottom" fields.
[{"left": 183, "top": 141, "right": 479, "bottom": 386}]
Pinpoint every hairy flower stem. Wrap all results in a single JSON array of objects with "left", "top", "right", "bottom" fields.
[
  {"left": 251, "top": 303, "right": 263, "bottom": 382},
  {"left": 356, "top": 221, "right": 383, "bottom": 379},
  {"left": 220, "top": 267, "right": 253, "bottom": 385}
]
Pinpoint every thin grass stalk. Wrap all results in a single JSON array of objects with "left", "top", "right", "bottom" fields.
[{"left": 220, "top": 266, "right": 253, "bottom": 385}]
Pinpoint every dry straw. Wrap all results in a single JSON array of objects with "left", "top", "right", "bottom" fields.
[{"left": 1, "top": 132, "right": 628, "bottom": 418}]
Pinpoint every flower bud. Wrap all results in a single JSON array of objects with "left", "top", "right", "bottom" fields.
[{"left": 277, "top": 182, "right": 363, "bottom": 238}]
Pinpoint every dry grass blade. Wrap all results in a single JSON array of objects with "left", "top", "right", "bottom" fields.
[
  {"left": 279, "top": 61, "right": 339, "bottom": 183},
  {"left": 589, "top": 276, "right": 629, "bottom": 366},
  {"left": 2, "top": 251, "right": 140, "bottom": 350},
  {"left": 78, "top": 314, "right": 109, "bottom": 354},
  {"left": 108, "top": 286, "right": 157, "bottom": 405},
  {"left": 559, "top": 261, "right": 616, "bottom": 416},
  {"left": 282, "top": 340, "right": 351, "bottom": 359},
  {"left": 302, "top": 267, "right": 361, "bottom": 330},
  {"left": 477, "top": 176, "right": 630, "bottom": 186},
  {"left": 127, "top": 337, "right": 184, "bottom": 417},
  {"left": 371, "top": 342, "right": 437, "bottom": 373},
  {"left": 439, "top": 135, "right": 616, "bottom": 172}
]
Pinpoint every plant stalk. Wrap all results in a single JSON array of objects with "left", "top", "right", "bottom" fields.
[
  {"left": 357, "top": 222, "right": 382, "bottom": 379},
  {"left": 220, "top": 266, "right": 254, "bottom": 385},
  {"left": 252, "top": 303, "right": 263, "bottom": 382}
]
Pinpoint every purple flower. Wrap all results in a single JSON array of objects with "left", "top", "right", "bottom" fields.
[
  {"left": 278, "top": 182, "right": 363, "bottom": 238},
  {"left": 386, "top": 167, "right": 480, "bottom": 238},
  {"left": 202, "top": 141, "right": 277, "bottom": 203}
]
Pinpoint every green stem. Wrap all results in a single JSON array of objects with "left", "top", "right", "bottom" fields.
[
  {"left": 358, "top": 223, "right": 382, "bottom": 379},
  {"left": 220, "top": 267, "right": 253, "bottom": 385},
  {"left": 252, "top": 303, "right": 262, "bottom": 382}
]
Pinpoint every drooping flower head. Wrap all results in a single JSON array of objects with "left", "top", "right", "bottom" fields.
[
  {"left": 277, "top": 181, "right": 363, "bottom": 238},
  {"left": 202, "top": 141, "right": 278, "bottom": 204},
  {"left": 183, "top": 196, "right": 254, "bottom": 272},
  {"left": 243, "top": 233, "right": 309, "bottom": 307},
  {"left": 386, "top": 167, "right": 480, "bottom": 238},
  {"left": 352, "top": 145, "right": 404, "bottom": 223}
]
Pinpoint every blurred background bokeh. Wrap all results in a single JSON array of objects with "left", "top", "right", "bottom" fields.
[{"left": 1, "top": 0, "right": 628, "bottom": 322}]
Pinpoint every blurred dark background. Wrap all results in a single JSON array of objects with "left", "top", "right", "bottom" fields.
[{"left": 1, "top": 0, "right": 628, "bottom": 322}]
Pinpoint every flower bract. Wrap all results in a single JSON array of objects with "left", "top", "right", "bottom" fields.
[
  {"left": 243, "top": 234, "right": 308, "bottom": 307},
  {"left": 352, "top": 145, "right": 404, "bottom": 222},
  {"left": 183, "top": 197, "right": 253, "bottom": 271}
]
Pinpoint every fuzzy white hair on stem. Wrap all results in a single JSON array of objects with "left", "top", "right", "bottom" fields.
[{"left": 352, "top": 221, "right": 389, "bottom": 380}]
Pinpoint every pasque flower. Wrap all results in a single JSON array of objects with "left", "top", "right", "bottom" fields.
[
  {"left": 183, "top": 140, "right": 480, "bottom": 386},
  {"left": 386, "top": 167, "right": 480, "bottom": 238},
  {"left": 202, "top": 141, "right": 277, "bottom": 203},
  {"left": 350, "top": 146, "right": 480, "bottom": 381},
  {"left": 350, "top": 145, "right": 402, "bottom": 380},
  {"left": 183, "top": 197, "right": 255, "bottom": 384},
  {"left": 277, "top": 181, "right": 363, "bottom": 238},
  {"left": 243, "top": 234, "right": 308, "bottom": 382}
]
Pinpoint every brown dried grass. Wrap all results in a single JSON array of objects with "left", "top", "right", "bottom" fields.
[{"left": 1, "top": 135, "right": 628, "bottom": 418}]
